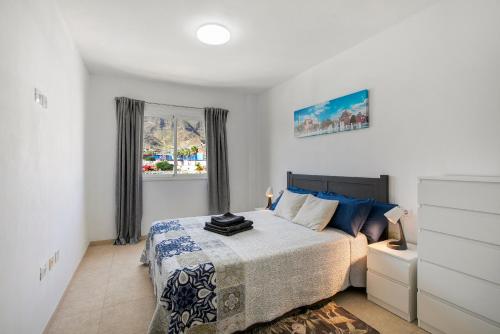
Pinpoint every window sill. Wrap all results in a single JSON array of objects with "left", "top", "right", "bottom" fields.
[{"left": 143, "top": 174, "right": 208, "bottom": 182}]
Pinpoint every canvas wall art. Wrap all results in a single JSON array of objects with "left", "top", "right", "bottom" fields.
[{"left": 294, "top": 89, "right": 369, "bottom": 138}]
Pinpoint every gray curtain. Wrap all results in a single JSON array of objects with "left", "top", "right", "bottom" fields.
[
  {"left": 115, "top": 97, "right": 144, "bottom": 244},
  {"left": 205, "top": 107, "right": 230, "bottom": 214}
]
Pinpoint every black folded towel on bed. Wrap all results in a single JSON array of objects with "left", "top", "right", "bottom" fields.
[
  {"left": 204, "top": 224, "right": 253, "bottom": 236},
  {"left": 204, "top": 220, "right": 253, "bottom": 236},
  {"left": 210, "top": 212, "right": 245, "bottom": 227},
  {"left": 205, "top": 220, "right": 253, "bottom": 232}
]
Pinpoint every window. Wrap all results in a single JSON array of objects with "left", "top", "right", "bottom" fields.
[{"left": 143, "top": 105, "right": 206, "bottom": 178}]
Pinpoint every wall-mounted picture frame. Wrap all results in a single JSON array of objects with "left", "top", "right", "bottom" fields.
[{"left": 294, "top": 89, "right": 369, "bottom": 138}]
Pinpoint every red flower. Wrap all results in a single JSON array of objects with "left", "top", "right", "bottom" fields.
[{"left": 143, "top": 165, "right": 156, "bottom": 172}]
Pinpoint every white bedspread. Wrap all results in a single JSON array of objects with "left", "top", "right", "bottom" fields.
[{"left": 142, "top": 210, "right": 367, "bottom": 333}]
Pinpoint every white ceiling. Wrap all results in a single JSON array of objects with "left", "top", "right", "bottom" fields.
[{"left": 57, "top": 0, "right": 436, "bottom": 91}]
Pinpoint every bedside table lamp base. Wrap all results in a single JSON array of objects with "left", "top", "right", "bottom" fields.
[
  {"left": 265, "top": 186, "right": 273, "bottom": 209},
  {"left": 387, "top": 221, "right": 407, "bottom": 250},
  {"left": 265, "top": 197, "right": 272, "bottom": 209}
]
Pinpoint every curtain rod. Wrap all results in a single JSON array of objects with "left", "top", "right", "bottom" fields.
[{"left": 145, "top": 101, "right": 204, "bottom": 110}]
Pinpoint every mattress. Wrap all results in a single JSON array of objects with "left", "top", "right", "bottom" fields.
[{"left": 141, "top": 210, "right": 368, "bottom": 334}]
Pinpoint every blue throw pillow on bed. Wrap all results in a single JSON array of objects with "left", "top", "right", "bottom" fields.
[
  {"left": 270, "top": 186, "right": 317, "bottom": 210},
  {"left": 270, "top": 192, "right": 283, "bottom": 210},
  {"left": 361, "top": 202, "right": 397, "bottom": 243},
  {"left": 317, "top": 192, "right": 374, "bottom": 237},
  {"left": 288, "top": 186, "right": 318, "bottom": 195}
]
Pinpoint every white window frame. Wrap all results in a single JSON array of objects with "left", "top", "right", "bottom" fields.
[{"left": 142, "top": 105, "right": 207, "bottom": 182}]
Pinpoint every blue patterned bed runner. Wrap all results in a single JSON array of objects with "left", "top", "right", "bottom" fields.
[{"left": 142, "top": 219, "right": 246, "bottom": 334}]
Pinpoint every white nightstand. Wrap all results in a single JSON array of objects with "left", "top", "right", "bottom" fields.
[{"left": 367, "top": 241, "right": 417, "bottom": 322}]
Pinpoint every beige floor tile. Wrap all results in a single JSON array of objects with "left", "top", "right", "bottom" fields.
[
  {"left": 412, "top": 326, "right": 430, "bottom": 334},
  {"left": 57, "top": 284, "right": 106, "bottom": 318},
  {"left": 333, "top": 288, "right": 425, "bottom": 334},
  {"left": 70, "top": 268, "right": 110, "bottom": 290},
  {"left": 98, "top": 296, "right": 156, "bottom": 334},
  {"left": 86, "top": 245, "right": 115, "bottom": 256},
  {"left": 46, "top": 309, "right": 101, "bottom": 334},
  {"left": 108, "top": 266, "right": 149, "bottom": 284},
  {"left": 112, "top": 243, "right": 145, "bottom": 264},
  {"left": 79, "top": 254, "right": 114, "bottom": 271},
  {"left": 104, "top": 272, "right": 154, "bottom": 307}
]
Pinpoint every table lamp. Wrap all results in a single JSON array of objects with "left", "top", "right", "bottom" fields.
[
  {"left": 265, "top": 187, "right": 273, "bottom": 209},
  {"left": 384, "top": 206, "right": 408, "bottom": 250}
]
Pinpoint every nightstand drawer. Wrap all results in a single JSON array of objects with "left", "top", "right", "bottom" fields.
[
  {"left": 368, "top": 249, "right": 411, "bottom": 285},
  {"left": 367, "top": 270, "right": 411, "bottom": 315}
]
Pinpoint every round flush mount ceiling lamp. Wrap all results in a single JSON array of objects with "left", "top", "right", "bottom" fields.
[{"left": 196, "top": 24, "right": 231, "bottom": 45}]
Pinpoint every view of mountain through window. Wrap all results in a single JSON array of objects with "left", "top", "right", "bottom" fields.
[{"left": 143, "top": 112, "right": 206, "bottom": 176}]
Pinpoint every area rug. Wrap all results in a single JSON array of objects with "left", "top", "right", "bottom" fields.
[{"left": 240, "top": 300, "right": 379, "bottom": 334}]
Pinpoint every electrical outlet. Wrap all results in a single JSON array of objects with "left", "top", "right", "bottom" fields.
[
  {"left": 48, "top": 256, "right": 55, "bottom": 270},
  {"left": 54, "top": 250, "right": 60, "bottom": 263},
  {"left": 40, "top": 264, "right": 47, "bottom": 281}
]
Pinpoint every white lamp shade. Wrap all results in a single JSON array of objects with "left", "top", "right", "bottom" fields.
[
  {"left": 265, "top": 187, "right": 273, "bottom": 198},
  {"left": 384, "top": 206, "right": 405, "bottom": 224}
]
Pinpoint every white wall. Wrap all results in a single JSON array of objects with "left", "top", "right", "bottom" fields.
[
  {"left": 86, "top": 75, "right": 258, "bottom": 241},
  {"left": 256, "top": 0, "right": 500, "bottom": 243},
  {"left": 0, "top": 0, "right": 89, "bottom": 333}
]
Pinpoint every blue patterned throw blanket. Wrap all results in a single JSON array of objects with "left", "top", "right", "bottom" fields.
[{"left": 141, "top": 218, "right": 246, "bottom": 334}]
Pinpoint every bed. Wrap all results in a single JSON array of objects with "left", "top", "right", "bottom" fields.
[{"left": 141, "top": 172, "right": 389, "bottom": 334}]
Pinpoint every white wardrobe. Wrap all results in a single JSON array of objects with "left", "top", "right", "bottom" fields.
[{"left": 417, "top": 176, "right": 500, "bottom": 334}]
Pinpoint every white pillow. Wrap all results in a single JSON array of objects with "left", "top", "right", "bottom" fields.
[
  {"left": 273, "top": 190, "right": 308, "bottom": 221},
  {"left": 292, "top": 194, "right": 339, "bottom": 231}
]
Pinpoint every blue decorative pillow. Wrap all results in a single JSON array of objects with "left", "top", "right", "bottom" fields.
[
  {"left": 317, "top": 192, "right": 374, "bottom": 237},
  {"left": 361, "top": 202, "right": 397, "bottom": 243},
  {"left": 288, "top": 186, "right": 318, "bottom": 195},
  {"left": 271, "top": 186, "right": 317, "bottom": 210},
  {"left": 270, "top": 191, "right": 283, "bottom": 210}
]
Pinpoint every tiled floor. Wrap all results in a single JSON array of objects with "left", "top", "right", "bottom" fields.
[{"left": 45, "top": 241, "right": 426, "bottom": 334}]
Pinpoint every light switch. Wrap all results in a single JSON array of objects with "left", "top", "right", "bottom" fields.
[
  {"left": 34, "top": 88, "right": 47, "bottom": 109},
  {"left": 40, "top": 264, "right": 47, "bottom": 281}
]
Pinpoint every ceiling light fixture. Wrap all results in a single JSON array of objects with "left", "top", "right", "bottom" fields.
[{"left": 196, "top": 24, "right": 230, "bottom": 45}]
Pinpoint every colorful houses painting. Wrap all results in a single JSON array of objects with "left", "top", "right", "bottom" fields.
[{"left": 294, "top": 90, "right": 369, "bottom": 138}]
